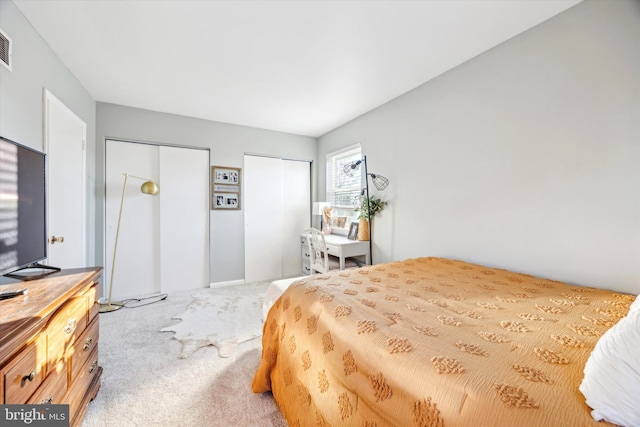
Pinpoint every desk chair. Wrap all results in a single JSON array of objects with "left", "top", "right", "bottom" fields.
[
  {"left": 306, "top": 227, "right": 362, "bottom": 273},
  {"left": 305, "top": 227, "right": 330, "bottom": 274},
  {"left": 262, "top": 228, "right": 327, "bottom": 321},
  {"left": 262, "top": 228, "right": 359, "bottom": 321}
]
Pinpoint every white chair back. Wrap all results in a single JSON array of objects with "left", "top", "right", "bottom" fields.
[{"left": 305, "top": 228, "right": 329, "bottom": 274}]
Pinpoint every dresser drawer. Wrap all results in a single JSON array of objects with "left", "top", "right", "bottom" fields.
[
  {"left": 86, "top": 285, "right": 99, "bottom": 323},
  {"left": 66, "top": 347, "right": 99, "bottom": 422},
  {"left": 301, "top": 261, "right": 311, "bottom": 276},
  {"left": 3, "top": 339, "right": 45, "bottom": 403},
  {"left": 301, "top": 244, "right": 311, "bottom": 263},
  {"left": 69, "top": 317, "right": 99, "bottom": 383},
  {"left": 28, "top": 360, "right": 67, "bottom": 404},
  {"left": 46, "top": 295, "right": 89, "bottom": 371},
  {"left": 326, "top": 243, "right": 339, "bottom": 257}
]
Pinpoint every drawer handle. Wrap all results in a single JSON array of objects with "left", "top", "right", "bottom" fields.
[
  {"left": 63, "top": 318, "right": 77, "bottom": 334},
  {"left": 89, "top": 360, "right": 98, "bottom": 374},
  {"left": 83, "top": 337, "right": 94, "bottom": 351},
  {"left": 23, "top": 371, "right": 36, "bottom": 382},
  {"left": 42, "top": 395, "right": 53, "bottom": 404}
]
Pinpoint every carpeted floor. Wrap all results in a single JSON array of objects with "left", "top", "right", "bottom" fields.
[{"left": 82, "top": 283, "right": 287, "bottom": 427}]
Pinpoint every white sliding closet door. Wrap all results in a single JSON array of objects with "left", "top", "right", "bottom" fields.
[
  {"left": 282, "top": 160, "right": 311, "bottom": 277},
  {"left": 106, "top": 141, "right": 160, "bottom": 299},
  {"left": 244, "top": 155, "right": 283, "bottom": 283},
  {"left": 106, "top": 140, "right": 209, "bottom": 300},
  {"left": 244, "top": 155, "right": 310, "bottom": 283},
  {"left": 159, "top": 146, "right": 209, "bottom": 293}
]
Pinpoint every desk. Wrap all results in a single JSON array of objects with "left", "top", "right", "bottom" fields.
[{"left": 300, "top": 233, "right": 370, "bottom": 274}]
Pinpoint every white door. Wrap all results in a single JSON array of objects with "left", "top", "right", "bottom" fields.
[
  {"left": 244, "top": 155, "right": 310, "bottom": 282},
  {"left": 105, "top": 140, "right": 209, "bottom": 300},
  {"left": 44, "top": 90, "right": 86, "bottom": 269},
  {"left": 282, "top": 160, "right": 311, "bottom": 277},
  {"left": 105, "top": 141, "right": 160, "bottom": 299},
  {"left": 244, "top": 155, "right": 283, "bottom": 283},
  {"left": 159, "top": 146, "right": 209, "bottom": 293}
]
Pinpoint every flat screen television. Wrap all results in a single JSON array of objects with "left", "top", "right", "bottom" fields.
[{"left": 0, "top": 136, "right": 50, "bottom": 278}]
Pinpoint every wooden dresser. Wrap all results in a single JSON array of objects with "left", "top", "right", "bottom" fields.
[{"left": 0, "top": 267, "right": 103, "bottom": 427}]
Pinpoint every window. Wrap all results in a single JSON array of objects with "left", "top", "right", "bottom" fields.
[{"left": 326, "top": 144, "right": 362, "bottom": 230}]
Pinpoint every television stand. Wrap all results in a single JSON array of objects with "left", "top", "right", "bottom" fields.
[{"left": 4, "top": 262, "right": 62, "bottom": 281}]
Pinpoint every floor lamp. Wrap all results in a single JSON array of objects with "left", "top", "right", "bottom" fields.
[
  {"left": 99, "top": 173, "right": 159, "bottom": 313},
  {"left": 342, "top": 155, "right": 389, "bottom": 265}
]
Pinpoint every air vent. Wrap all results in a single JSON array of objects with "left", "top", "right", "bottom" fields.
[{"left": 0, "top": 28, "right": 12, "bottom": 71}]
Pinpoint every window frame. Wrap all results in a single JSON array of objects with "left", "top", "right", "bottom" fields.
[{"left": 325, "top": 144, "right": 362, "bottom": 233}]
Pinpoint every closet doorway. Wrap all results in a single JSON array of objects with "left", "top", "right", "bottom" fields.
[
  {"left": 244, "top": 155, "right": 310, "bottom": 283},
  {"left": 105, "top": 140, "right": 209, "bottom": 300}
]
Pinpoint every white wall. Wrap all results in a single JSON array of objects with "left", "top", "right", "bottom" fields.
[
  {"left": 96, "top": 103, "right": 317, "bottom": 284},
  {"left": 318, "top": 0, "right": 640, "bottom": 294},
  {"left": 0, "top": 0, "right": 99, "bottom": 265}
]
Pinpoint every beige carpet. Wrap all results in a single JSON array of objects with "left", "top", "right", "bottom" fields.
[
  {"left": 161, "top": 282, "right": 267, "bottom": 358},
  {"left": 82, "top": 283, "right": 286, "bottom": 427}
]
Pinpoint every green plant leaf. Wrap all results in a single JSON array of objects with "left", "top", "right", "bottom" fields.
[{"left": 354, "top": 196, "right": 387, "bottom": 219}]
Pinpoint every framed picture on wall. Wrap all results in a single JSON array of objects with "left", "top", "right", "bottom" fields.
[
  {"left": 213, "top": 166, "right": 240, "bottom": 184},
  {"left": 213, "top": 192, "right": 240, "bottom": 209},
  {"left": 212, "top": 166, "right": 241, "bottom": 210}
]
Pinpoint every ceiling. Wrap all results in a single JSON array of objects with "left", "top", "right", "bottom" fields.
[{"left": 15, "top": 0, "right": 581, "bottom": 137}]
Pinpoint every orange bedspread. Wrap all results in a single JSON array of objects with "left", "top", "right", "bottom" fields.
[{"left": 252, "top": 257, "right": 631, "bottom": 426}]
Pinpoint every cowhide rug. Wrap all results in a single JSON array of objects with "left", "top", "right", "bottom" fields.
[{"left": 161, "top": 282, "right": 268, "bottom": 358}]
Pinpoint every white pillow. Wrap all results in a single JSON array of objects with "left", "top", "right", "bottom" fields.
[
  {"left": 579, "top": 309, "right": 640, "bottom": 427},
  {"left": 629, "top": 294, "right": 640, "bottom": 313}
]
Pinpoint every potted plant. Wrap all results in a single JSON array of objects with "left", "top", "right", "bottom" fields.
[{"left": 354, "top": 196, "right": 387, "bottom": 241}]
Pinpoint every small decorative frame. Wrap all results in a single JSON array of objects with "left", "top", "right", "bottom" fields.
[
  {"left": 332, "top": 216, "right": 347, "bottom": 229},
  {"left": 347, "top": 222, "right": 359, "bottom": 240},
  {"left": 212, "top": 166, "right": 241, "bottom": 210}
]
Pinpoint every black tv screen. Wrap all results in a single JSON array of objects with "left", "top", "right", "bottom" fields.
[{"left": 0, "top": 136, "right": 47, "bottom": 275}]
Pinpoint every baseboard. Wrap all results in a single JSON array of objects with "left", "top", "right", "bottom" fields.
[{"left": 209, "top": 279, "right": 245, "bottom": 288}]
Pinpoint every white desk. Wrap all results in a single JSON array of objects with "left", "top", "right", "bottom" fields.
[{"left": 300, "top": 233, "right": 370, "bottom": 274}]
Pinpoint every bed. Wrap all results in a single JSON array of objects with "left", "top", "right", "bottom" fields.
[{"left": 252, "top": 257, "right": 639, "bottom": 426}]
